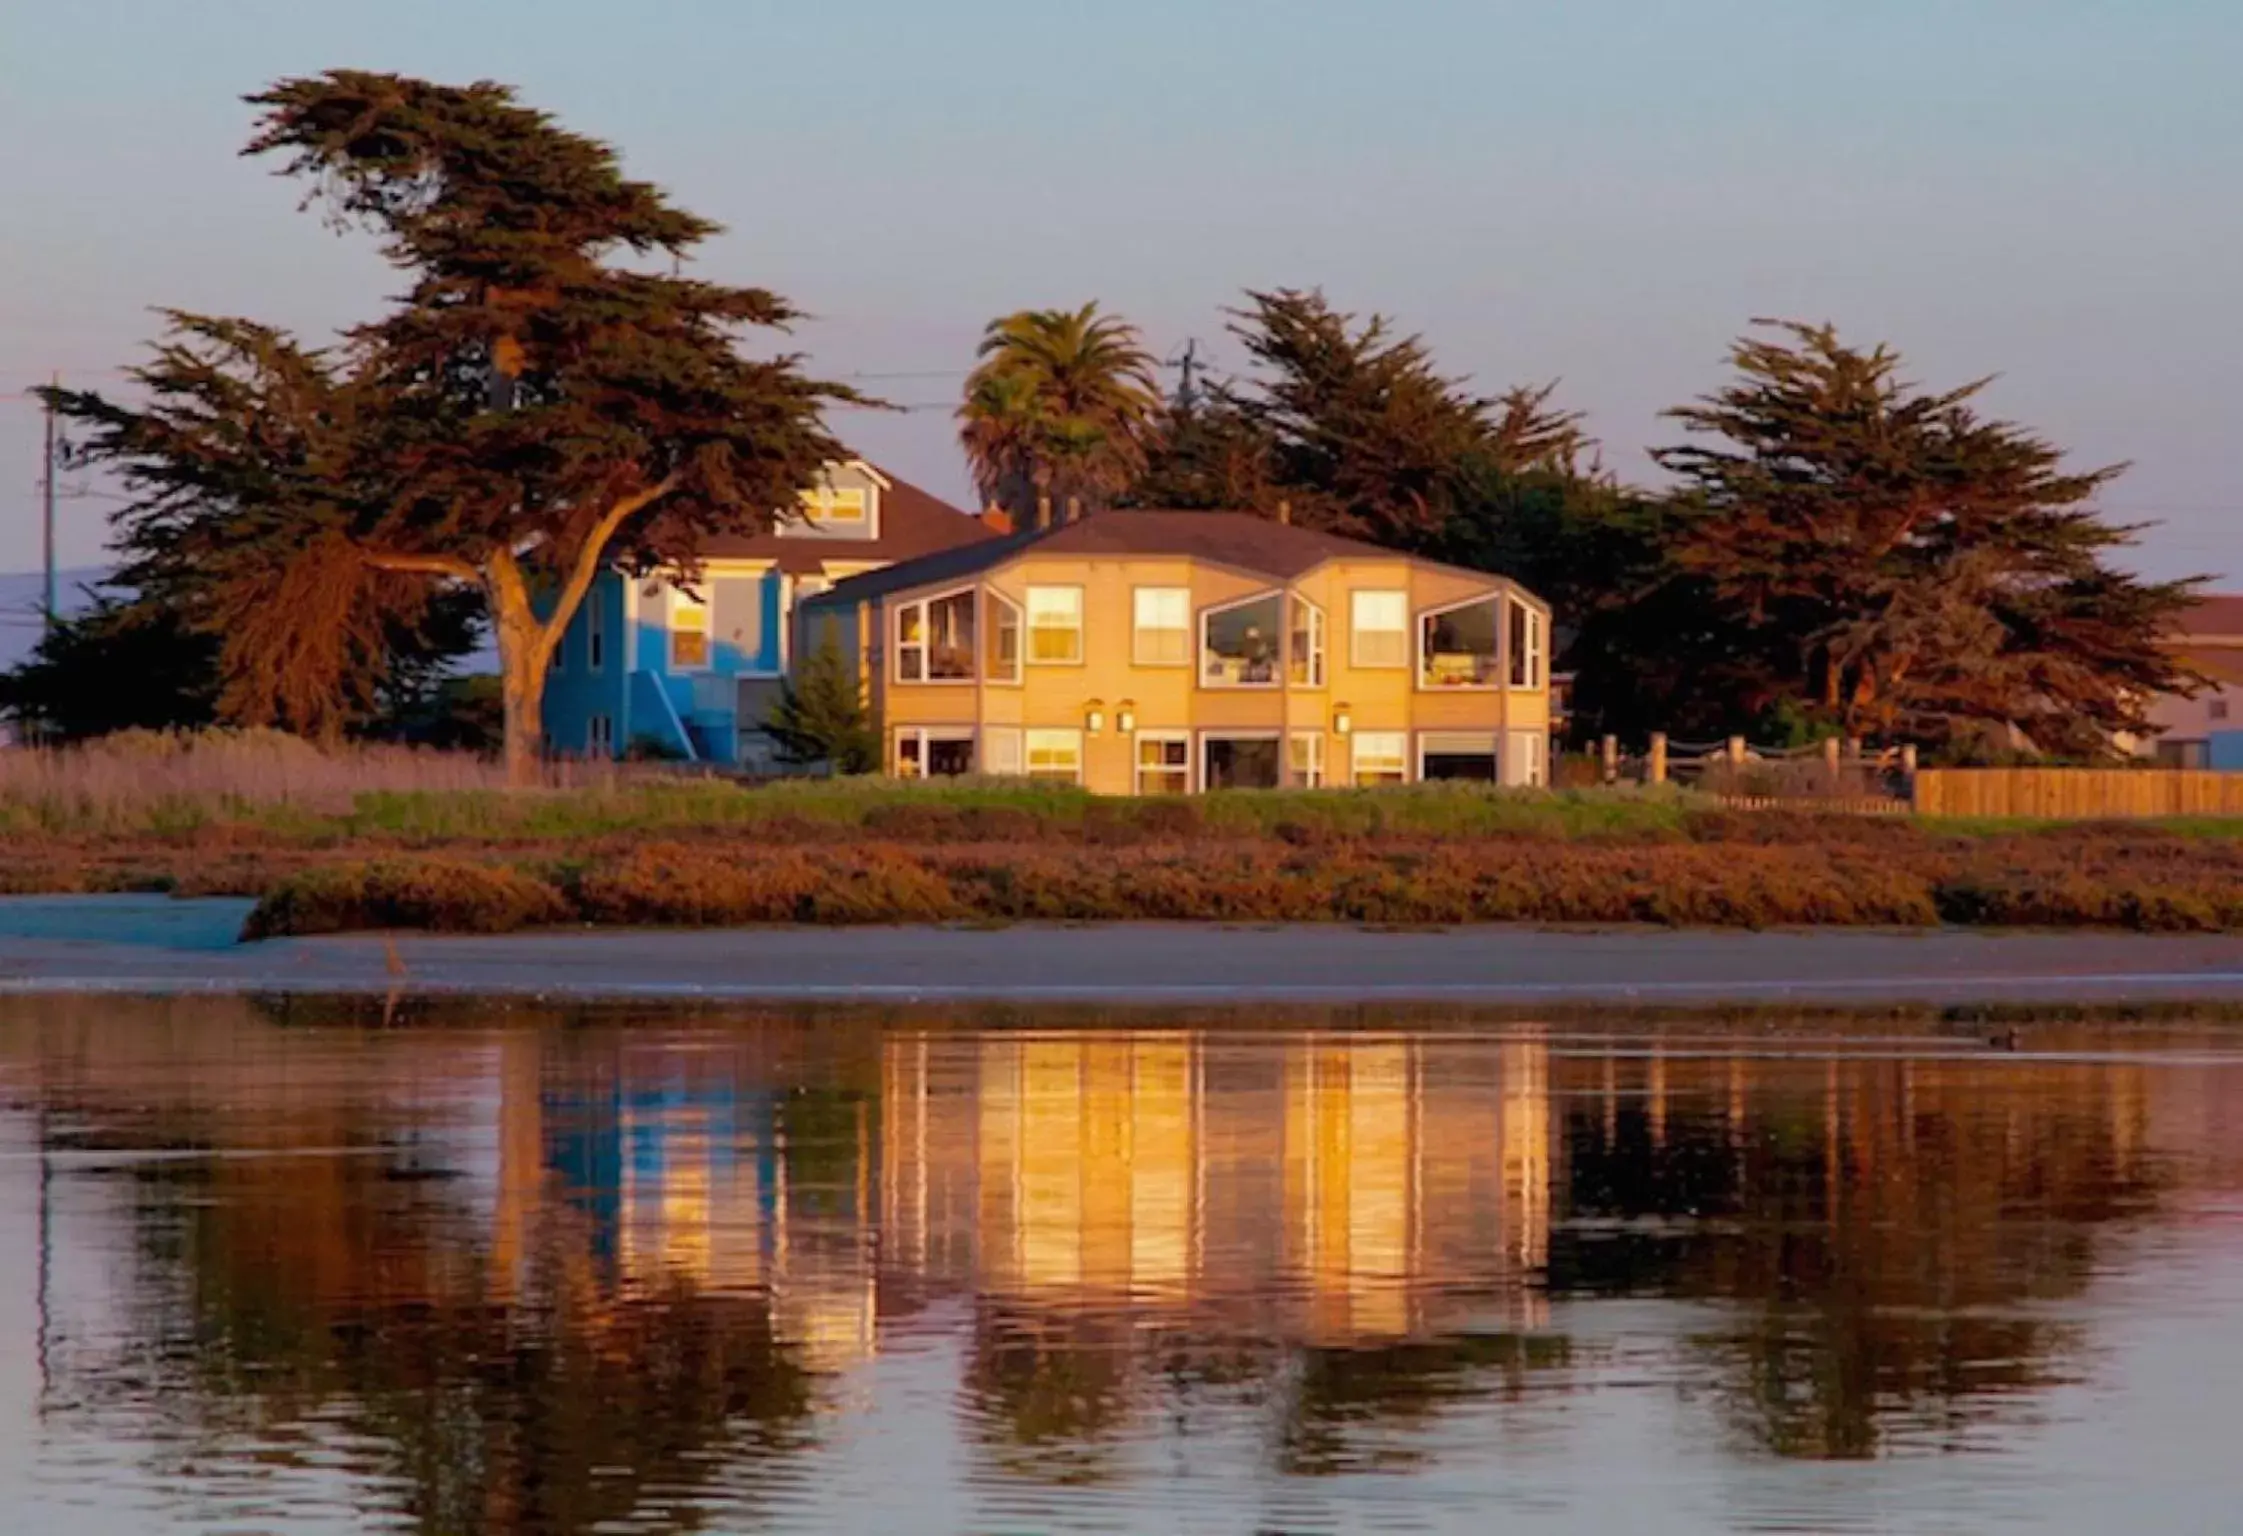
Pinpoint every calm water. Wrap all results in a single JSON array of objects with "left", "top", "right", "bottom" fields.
[{"left": 2, "top": 1000, "right": 2242, "bottom": 1534}]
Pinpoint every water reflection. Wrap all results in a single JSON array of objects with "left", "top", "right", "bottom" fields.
[{"left": 2, "top": 999, "right": 2241, "bottom": 1533}]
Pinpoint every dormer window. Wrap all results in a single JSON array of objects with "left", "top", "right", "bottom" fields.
[{"left": 803, "top": 486, "right": 869, "bottom": 527}]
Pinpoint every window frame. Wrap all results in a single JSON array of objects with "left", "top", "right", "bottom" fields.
[
  {"left": 1199, "top": 730, "right": 1284, "bottom": 791},
  {"left": 1351, "top": 730, "right": 1410, "bottom": 787},
  {"left": 1132, "top": 586, "right": 1193, "bottom": 668},
  {"left": 586, "top": 591, "right": 607, "bottom": 675},
  {"left": 986, "top": 589, "right": 1023, "bottom": 686},
  {"left": 1508, "top": 596, "right": 1547, "bottom": 691},
  {"left": 1289, "top": 594, "right": 1326, "bottom": 688},
  {"left": 1349, "top": 589, "right": 1411, "bottom": 670},
  {"left": 895, "top": 725, "right": 978, "bottom": 779},
  {"left": 1288, "top": 730, "right": 1325, "bottom": 787},
  {"left": 587, "top": 713, "right": 614, "bottom": 755},
  {"left": 1199, "top": 590, "right": 1286, "bottom": 690},
  {"left": 1025, "top": 585, "right": 1086, "bottom": 666},
  {"left": 982, "top": 725, "right": 1024, "bottom": 776},
  {"left": 667, "top": 585, "right": 712, "bottom": 673},
  {"left": 1024, "top": 727, "right": 1085, "bottom": 784},
  {"left": 892, "top": 584, "right": 980, "bottom": 688},
  {"left": 1417, "top": 593, "right": 1504, "bottom": 692},
  {"left": 1134, "top": 730, "right": 1194, "bottom": 795}
]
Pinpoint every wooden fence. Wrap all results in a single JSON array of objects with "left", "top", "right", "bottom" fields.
[{"left": 1913, "top": 768, "right": 2243, "bottom": 819}]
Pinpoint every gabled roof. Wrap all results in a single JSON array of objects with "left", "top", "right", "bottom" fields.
[
  {"left": 697, "top": 466, "right": 996, "bottom": 573},
  {"left": 802, "top": 509, "right": 1527, "bottom": 609}
]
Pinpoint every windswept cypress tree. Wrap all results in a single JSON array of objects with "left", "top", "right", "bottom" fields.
[
  {"left": 1656, "top": 322, "right": 2201, "bottom": 752},
  {"left": 46, "top": 71, "right": 850, "bottom": 778}
]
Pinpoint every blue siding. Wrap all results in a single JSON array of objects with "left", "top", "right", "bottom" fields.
[
  {"left": 2210, "top": 731, "right": 2243, "bottom": 772},
  {"left": 551, "top": 565, "right": 791, "bottom": 762},
  {"left": 542, "top": 576, "right": 629, "bottom": 757}
]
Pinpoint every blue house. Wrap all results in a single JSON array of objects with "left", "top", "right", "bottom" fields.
[{"left": 543, "top": 461, "right": 997, "bottom": 765}]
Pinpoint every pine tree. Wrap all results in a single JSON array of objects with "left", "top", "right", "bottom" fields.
[{"left": 765, "top": 622, "right": 877, "bottom": 773}]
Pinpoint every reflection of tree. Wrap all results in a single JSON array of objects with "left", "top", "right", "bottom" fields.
[
  {"left": 99, "top": 1063, "right": 823, "bottom": 1533},
  {"left": 1552, "top": 1056, "right": 2166, "bottom": 1459},
  {"left": 966, "top": 1305, "right": 1136, "bottom": 1485},
  {"left": 1275, "top": 1332, "right": 1574, "bottom": 1476}
]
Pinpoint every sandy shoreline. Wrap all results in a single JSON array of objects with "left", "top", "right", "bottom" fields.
[{"left": 3, "top": 895, "right": 2243, "bottom": 1005}]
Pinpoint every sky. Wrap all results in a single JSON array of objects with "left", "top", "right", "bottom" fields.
[{"left": 2, "top": 0, "right": 2239, "bottom": 593}]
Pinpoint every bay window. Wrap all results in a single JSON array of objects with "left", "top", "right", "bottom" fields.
[
  {"left": 1509, "top": 598, "right": 1546, "bottom": 689},
  {"left": 1421, "top": 596, "right": 1501, "bottom": 688},
  {"left": 1201, "top": 592, "right": 1283, "bottom": 687},
  {"left": 895, "top": 587, "right": 977, "bottom": 683},
  {"left": 986, "top": 591, "right": 1022, "bottom": 683},
  {"left": 1289, "top": 595, "right": 1325, "bottom": 686}
]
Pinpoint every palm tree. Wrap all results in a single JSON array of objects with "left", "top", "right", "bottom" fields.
[{"left": 957, "top": 303, "right": 1160, "bottom": 521}]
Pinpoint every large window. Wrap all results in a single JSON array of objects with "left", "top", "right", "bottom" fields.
[
  {"left": 1025, "top": 728, "right": 1084, "bottom": 783},
  {"left": 1133, "top": 587, "right": 1192, "bottom": 665},
  {"left": 1352, "top": 731, "right": 1408, "bottom": 787},
  {"left": 1421, "top": 596, "right": 1501, "bottom": 689},
  {"left": 586, "top": 596, "right": 606, "bottom": 674},
  {"left": 1290, "top": 596, "right": 1325, "bottom": 687},
  {"left": 896, "top": 587, "right": 978, "bottom": 683},
  {"left": 1509, "top": 598, "right": 1546, "bottom": 689},
  {"left": 1350, "top": 590, "right": 1409, "bottom": 668},
  {"left": 1027, "top": 586, "right": 1084, "bottom": 664},
  {"left": 1136, "top": 733, "right": 1192, "bottom": 795},
  {"left": 587, "top": 714, "right": 614, "bottom": 755},
  {"left": 897, "top": 727, "right": 976, "bottom": 778},
  {"left": 1420, "top": 731, "right": 1498, "bottom": 782},
  {"left": 1203, "top": 734, "right": 1282, "bottom": 790},
  {"left": 1202, "top": 593, "right": 1284, "bottom": 687},
  {"left": 986, "top": 591, "right": 1022, "bottom": 684},
  {"left": 1289, "top": 731, "right": 1325, "bottom": 787},
  {"left": 669, "top": 587, "right": 710, "bottom": 671}
]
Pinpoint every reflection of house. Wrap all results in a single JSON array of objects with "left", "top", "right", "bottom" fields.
[
  {"left": 542, "top": 461, "right": 997, "bottom": 766},
  {"left": 798, "top": 509, "right": 1554, "bottom": 792},
  {"left": 517, "top": 1042, "right": 878, "bottom": 1372},
  {"left": 881, "top": 1032, "right": 1554, "bottom": 1343},
  {"left": 2146, "top": 595, "right": 2243, "bottom": 768}
]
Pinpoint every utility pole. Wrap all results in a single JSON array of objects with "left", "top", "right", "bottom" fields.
[
  {"left": 1167, "top": 338, "right": 1206, "bottom": 411},
  {"left": 40, "top": 372, "right": 58, "bottom": 629}
]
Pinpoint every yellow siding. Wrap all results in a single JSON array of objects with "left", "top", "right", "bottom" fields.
[{"left": 846, "top": 546, "right": 1553, "bottom": 792}]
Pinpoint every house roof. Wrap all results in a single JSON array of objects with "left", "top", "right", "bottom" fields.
[
  {"left": 2177, "top": 594, "right": 2243, "bottom": 644},
  {"left": 801, "top": 509, "right": 1529, "bottom": 609},
  {"left": 2180, "top": 649, "right": 2243, "bottom": 690},
  {"left": 697, "top": 468, "right": 996, "bottom": 573}
]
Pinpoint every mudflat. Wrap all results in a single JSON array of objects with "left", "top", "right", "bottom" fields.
[{"left": 5, "top": 895, "right": 2243, "bottom": 1004}]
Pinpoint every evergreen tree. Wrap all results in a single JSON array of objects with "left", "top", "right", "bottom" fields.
[
  {"left": 765, "top": 623, "right": 877, "bottom": 773},
  {"left": 45, "top": 71, "right": 849, "bottom": 780},
  {"left": 1655, "top": 321, "right": 2201, "bottom": 751}
]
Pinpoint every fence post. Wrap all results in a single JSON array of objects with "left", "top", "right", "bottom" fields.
[
  {"left": 1648, "top": 732, "right": 1668, "bottom": 785},
  {"left": 1726, "top": 736, "right": 1746, "bottom": 768},
  {"left": 1600, "top": 734, "right": 1619, "bottom": 786},
  {"left": 1822, "top": 736, "right": 1842, "bottom": 787}
]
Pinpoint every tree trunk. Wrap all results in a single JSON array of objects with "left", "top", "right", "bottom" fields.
[{"left": 488, "top": 579, "right": 552, "bottom": 788}]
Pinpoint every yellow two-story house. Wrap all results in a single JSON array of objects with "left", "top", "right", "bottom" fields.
[{"left": 793, "top": 509, "right": 1553, "bottom": 792}]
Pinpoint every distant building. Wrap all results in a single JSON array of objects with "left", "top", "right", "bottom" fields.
[
  {"left": 795, "top": 506, "right": 1554, "bottom": 792},
  {"left": 2146, "top": 595, "right": 2243, "bottom": 769},
  {"left": 541, "top": 461, "right": 996, "bottom": 766}
]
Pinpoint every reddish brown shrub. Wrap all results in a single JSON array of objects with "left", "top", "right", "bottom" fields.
[{"left": 241, "top": 859, "right": 569, "bottom": 939}]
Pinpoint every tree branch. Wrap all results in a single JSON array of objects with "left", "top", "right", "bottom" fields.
[
  {"left": 535, "top": 473, "right": 682, "bottom": 666},
  {"left": 361, "top": 548, "right": 480, "bottom": 581}
]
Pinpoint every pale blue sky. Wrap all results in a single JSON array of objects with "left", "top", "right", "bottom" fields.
[{"left": 3, "top": 0, "right": 2238, "bottom": 585}]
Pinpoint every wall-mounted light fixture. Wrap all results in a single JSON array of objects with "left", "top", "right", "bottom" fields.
[
  {"left": 1085, "top": 698, "right": 1106, "bottom": 735},
  {"left": 1333, "top": 703, "right": 1354, "bottom": 736},
  {"left": 1116, "top": 700, "right": 1137, "bottom": 734}
]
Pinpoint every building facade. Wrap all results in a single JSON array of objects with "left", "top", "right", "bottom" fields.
[
  {"left": 541, "top": 461, "right": 995, "bottom": 765},
  {"left": 2145, "top": 595, "right": 2243, "bottom": 769},
  {"left": 797, "top": 509, "right": 1554, "bottom": 792}
]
